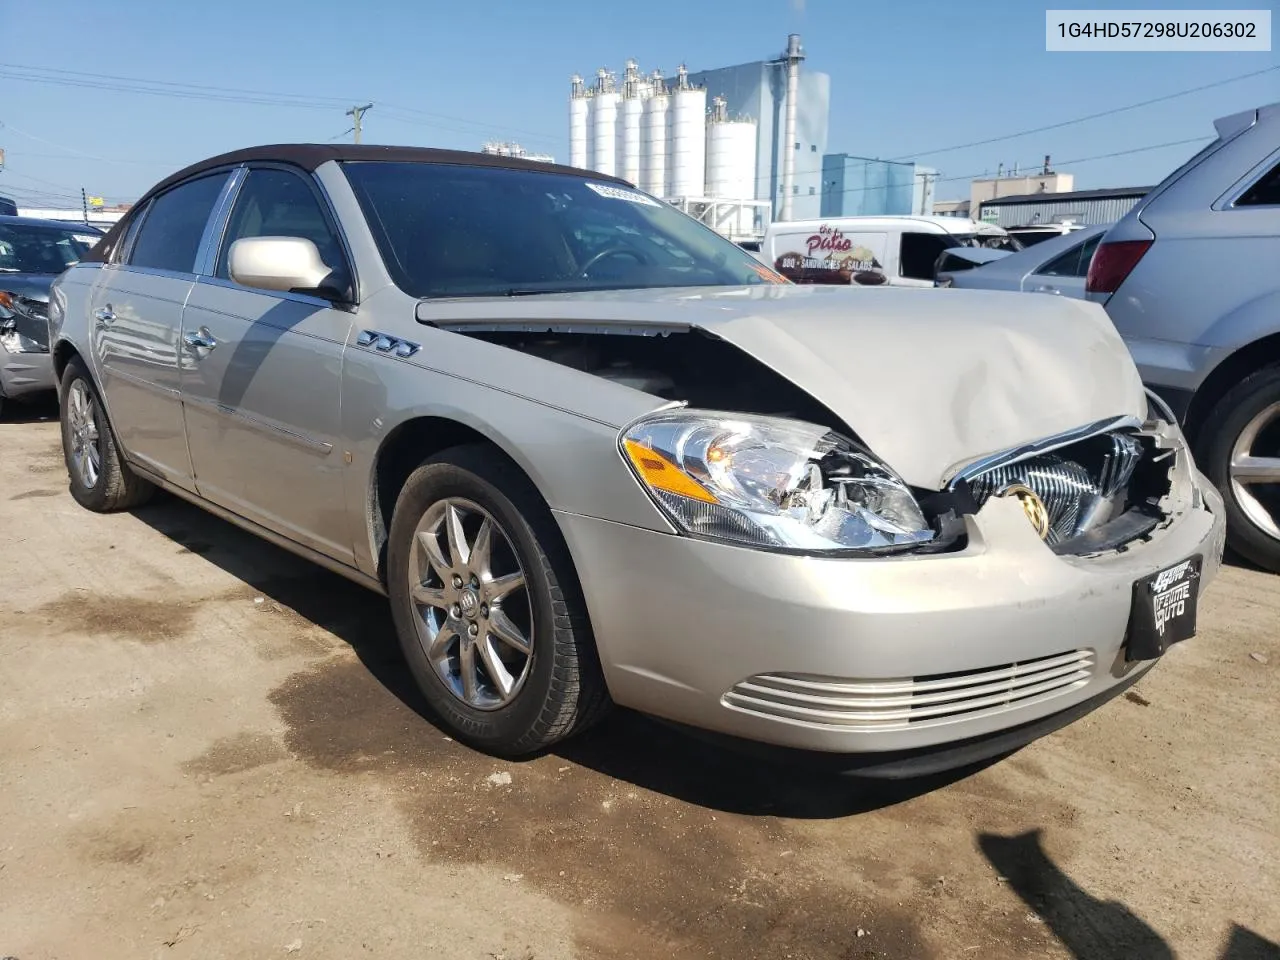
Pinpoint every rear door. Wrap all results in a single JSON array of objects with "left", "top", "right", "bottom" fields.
[
  {"left": 90, "top": 172, "right": 231, "bottom": 490},
  {"left": 1022, "top": 232, "right": 1103, "bottom": 300},
  {"left": 179, "top": 165, "right": 356, "bottom": 561}
]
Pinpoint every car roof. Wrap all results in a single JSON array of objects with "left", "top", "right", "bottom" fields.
[
  {"left": 83, "top": 143, "right": 632, "bottom": 264},
  {"left": 0, "top": 214, "right": 104, "bottom": 232}
]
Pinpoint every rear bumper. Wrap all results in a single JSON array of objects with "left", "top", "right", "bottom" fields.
[
  {"left": 0, "top": 346, "right": 54, "bottom": 399},
  {"left": 556, "top": 460, "right": 1225, "bottom": 758}
]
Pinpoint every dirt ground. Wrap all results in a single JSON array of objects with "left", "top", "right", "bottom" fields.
[{"left": 1, "top": 403, "right": 1277, "bottom": 960}]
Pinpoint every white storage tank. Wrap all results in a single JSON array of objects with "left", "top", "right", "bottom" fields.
[
  {"left": 705, "top": 96, "right": 757, "bottom": 233},
  {"left": 569, "top": 74, "right": 589, "bottom": 170},
  {"left": 641, "top": 73, "right": 670, "bottom": 197},
  {"left": 669, "top": 65, "right": 706, "bottom": 199},
  {"left": 590, "top": 68, "right": 619, "bottom": 177},
  {"left": 618, "top": 60, "right": 644, "bottom": 185}
]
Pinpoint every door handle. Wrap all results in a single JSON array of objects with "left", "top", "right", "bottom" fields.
[
  {"left": 95, "top": 306, "right": 116, "bottom": 324},
  {"left": 183, "top": 327, "right": 219, "bottom": 351},
  {"left": 1032, "top": 285, "right": 1062, "bottom": 295}
]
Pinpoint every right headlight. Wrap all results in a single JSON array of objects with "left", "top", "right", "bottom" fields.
[{"left": 619, "top": 410, "right": 935, "bottom": 554}]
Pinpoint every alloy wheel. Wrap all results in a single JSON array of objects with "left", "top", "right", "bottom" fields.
[
  {"left": 67, "top": 380, "right": 102, "bottom": 490},
  {"left": 1229, "top": 400, "right": 1280, "bottom": 542},
  {"left": 408, "top": 497, "right": 534, "bottom": 711}
]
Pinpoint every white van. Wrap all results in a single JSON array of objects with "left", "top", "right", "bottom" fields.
[{"left": 761, "top": 216, "right": 1018, "bottom": 287}]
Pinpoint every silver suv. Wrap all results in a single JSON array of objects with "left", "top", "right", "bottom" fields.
[{"left": 1089, "top": 100, "right": 1280, "bottom": 571}]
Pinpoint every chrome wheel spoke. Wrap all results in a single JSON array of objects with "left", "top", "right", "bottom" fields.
[
  {"left": 445, "top": 503, "right": 470, "bottom": 567},
  {"left": 418, "top": 529, "right": 453, "bottom": 583},
  {"left": 412, "top": 582, "right": 450, "bottom": 609},
  {"left": 1231, "top": 456, "right": 1280, "bottom": 485},
  {"left": 458, "top": 639, "right": 479, "bottom": 702},
  {"left": 489, "top": 608, "right": 531, "bottom": 656},
  {"left": 477, "top": 635, "right": 515, "bottom": 699},
  {"left": 470, "top": 518, "right": 493, "bottom": 579},
  {"left": 486, "top": 571, "right": 524, "bottom": 602},
  {"left": 427, "top": 622, "right": 457, "bottom": 662}
]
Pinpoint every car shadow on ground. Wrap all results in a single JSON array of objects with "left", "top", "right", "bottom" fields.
[
  {"left": 980, "top": 829, "right": 1280, "bottom": 960},
  {"left": 131, "top": 493, "right": 993, "bottom": 819},
  {"left": 0, "top": 396, "right": 59, "bottom": 424}
]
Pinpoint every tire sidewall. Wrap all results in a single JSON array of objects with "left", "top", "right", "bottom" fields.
[
  {"left": 59, "top": 360, "right": 110, "bottom": 511},
  {"left": 1196, "top": 366, "right": 1280, "bottom": 570},
  {"left": 386, "top": 455, "right": 564, "bottom": 752}
]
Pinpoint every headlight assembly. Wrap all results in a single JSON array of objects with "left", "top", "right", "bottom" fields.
[{"left": 620, "top": 410, "right": 935, "bottom": 554}]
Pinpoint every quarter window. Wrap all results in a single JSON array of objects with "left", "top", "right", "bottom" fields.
[
  {"left": 1039, "top": 234, "right": 1103, "bottom": 278},
  {"left": 1237, "top": 162, "right": 1280, "bottom": 207},
  {"left": 127, "top": 173, "right": 227, "bottom": 273},
  {"left": 215, "top": 168, "right": 350, "bottom": 294}
]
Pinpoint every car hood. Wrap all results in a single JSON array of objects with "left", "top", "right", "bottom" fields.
[
  {"left": 0, "top": 273, "right": 56, "bottom": 301},
  {"left": 419, "top": 284, "right": 1146, "bottom": 490}
]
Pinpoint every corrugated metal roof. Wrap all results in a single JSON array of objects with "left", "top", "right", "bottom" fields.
[{"left": 982, "top": 185, "right": 1153, "bottom": 206}]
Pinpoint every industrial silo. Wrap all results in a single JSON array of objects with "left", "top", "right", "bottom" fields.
[
  {"left": 569, "top": 74, "right": 589, "bottom": 170},
  {"left": 669, "top": 65, "right": 706, "bottom": 199},
  {"left": 641, "top": 71, "right": 670, "bottom": 197},
  {"left": 617, "top": 60, "right": 644, "bottom": 185},
  {"left": 705, "top": 96, "right": 758, "bottom": 235},
  {"left": 590, "top": 68, "right": 618, "bottom": 177}
]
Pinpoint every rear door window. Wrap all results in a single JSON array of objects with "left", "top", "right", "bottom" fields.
[
  {"left": 127, "top": 173, "right": 228, "bottom": 274},
  {"left": 1038, "top": 235, "right": 1103, "bottom": 278}
]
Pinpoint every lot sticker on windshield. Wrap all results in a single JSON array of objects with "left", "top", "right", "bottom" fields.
[
  {"left": 585, "top": 183, "right": 660, "bottom": 206},
  {"left": 73, "top": 235, "right": 100, "bottom": 245}
]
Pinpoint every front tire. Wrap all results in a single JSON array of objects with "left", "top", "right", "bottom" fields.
[
  {"left": 59, "top": 358, "right": 155, "bottom": 512},
  {"left": 1196, "top": 364, "right": 1280, "bottom": 572},
  {"left": 386, "top": 444, "right": 610, "bottom": 755}
]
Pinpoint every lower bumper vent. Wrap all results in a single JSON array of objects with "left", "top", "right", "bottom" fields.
[{"left": 723, "top": 649, "right": 1095, "bottom": 732}]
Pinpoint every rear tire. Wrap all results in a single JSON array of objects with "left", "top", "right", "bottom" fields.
[
  {"left": 1195, "top": 364, "right": 1280, "bottom": 572},
  {"left": 59, "top": 358, "right": 155, "bottom": 513},
  {"left": 386, "top": 443, "right": 611, "bottom": 755}
]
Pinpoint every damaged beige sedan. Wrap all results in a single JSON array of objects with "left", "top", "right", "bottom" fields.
[{"left": 49, "top": 145, "right": 1226, "bottom": 776}]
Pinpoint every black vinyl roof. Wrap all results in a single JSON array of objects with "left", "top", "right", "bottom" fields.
[{"left": 86, "top": 144, "right": 626, "bottom": 263}]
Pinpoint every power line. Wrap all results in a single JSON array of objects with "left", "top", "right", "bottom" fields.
[{"left": 886, "top": 64, "right": 1279, "bottom": 162}]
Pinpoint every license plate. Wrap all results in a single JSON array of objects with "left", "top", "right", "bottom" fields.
[{"left": 1125, "top": 555, "right": 1203, "bottom": 661}]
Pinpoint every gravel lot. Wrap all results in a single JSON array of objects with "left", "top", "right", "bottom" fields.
[{"left": 1, "top": 404, "right": 1277, "bottom": 960}]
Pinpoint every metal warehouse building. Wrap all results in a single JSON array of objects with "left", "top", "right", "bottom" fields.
[{"left": 977, "top": 186, "right": 1152, "bottom": 227}]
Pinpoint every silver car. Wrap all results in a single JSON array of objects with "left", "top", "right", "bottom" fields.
[
  {"left": 1088, "top": 100, "right": 1280, "bottom": 572},
  {"left": 936, "top": 223, "right": 1110, "bottom": 300},
  {"left": 48, "top": 145, "right": 1226, "bottom": 776}
]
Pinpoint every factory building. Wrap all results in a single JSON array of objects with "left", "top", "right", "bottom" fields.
[{"left": 568, "top": 35, "right": 829, "bottom": 237}]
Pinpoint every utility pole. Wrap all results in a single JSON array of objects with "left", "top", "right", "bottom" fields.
[
  {"left": 346, "top": 103, "right": 373, "bottom": 145},
  {"left": 81, "top": 187, "right": 89, "bottom": 226}
]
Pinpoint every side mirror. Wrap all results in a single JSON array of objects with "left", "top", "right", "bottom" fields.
[{"left": 228, "top": 236, "right": 342, "bottom": 299}]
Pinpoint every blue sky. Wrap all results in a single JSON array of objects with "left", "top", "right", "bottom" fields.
[{"left": 1, "top": 0, "right": 1276, "bottom": 206}]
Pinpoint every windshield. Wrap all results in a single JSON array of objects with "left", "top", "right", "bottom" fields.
[
  {"left": 0, "top": 223, "right": 101, "bottom": 274},
  {"left": 342, "top": 161, "right": 787, "bottom": 298},
  {"left": 947, "top": 231, "right": 1024, "bottom": 253}
]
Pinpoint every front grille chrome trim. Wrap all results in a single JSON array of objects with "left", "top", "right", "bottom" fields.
[{"left": 944, "top": 415, "right": 1142, "bottom": 490}]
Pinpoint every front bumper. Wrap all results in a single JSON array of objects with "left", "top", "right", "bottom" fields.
[
  {"left": 555, "top": 465, "right": 1226, "bottom": 758},
  {"left": 0, "top": 344, "right": 54, "bottom": 400}
]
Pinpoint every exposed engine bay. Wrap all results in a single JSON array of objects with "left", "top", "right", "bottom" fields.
[{"left": 455, "top": 326, "right": 1177, "bottom": 557}]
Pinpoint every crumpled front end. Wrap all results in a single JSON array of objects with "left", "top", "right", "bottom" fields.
[{"left": 554, "top": 405, "right": 1226, "bottom": 759}]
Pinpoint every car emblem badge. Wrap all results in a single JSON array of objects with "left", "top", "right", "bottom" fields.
[
  {"left": 459, "top": 589, "right": 479, "bottom": 617},
  {"left": 998, "top": 483, "right": 1051, "bottom": 540}
]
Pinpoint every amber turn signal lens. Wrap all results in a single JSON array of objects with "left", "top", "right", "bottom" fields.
[{"left": 622, "top": 439, "right": 718, "bottom": 504}]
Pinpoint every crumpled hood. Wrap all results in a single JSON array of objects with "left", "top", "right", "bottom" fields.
[{"left": 419, "top": 284, "right": 1146, "bottom": 490}]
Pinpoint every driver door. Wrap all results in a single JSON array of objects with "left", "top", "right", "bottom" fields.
[{"left": 179, "top": 166, "right": 356, "bottom": 562}]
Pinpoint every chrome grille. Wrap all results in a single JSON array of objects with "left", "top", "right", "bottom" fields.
[
  {"left": 723, "top": 650, "right": 1095, "bottom": 732},
  {"left": 966, "top": 433, "right": 1144, "bottom": 544}
]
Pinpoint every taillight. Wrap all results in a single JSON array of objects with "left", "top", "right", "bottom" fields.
[{"left": 1086, "top": 239, "right": 1152, "bottom": 295}]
